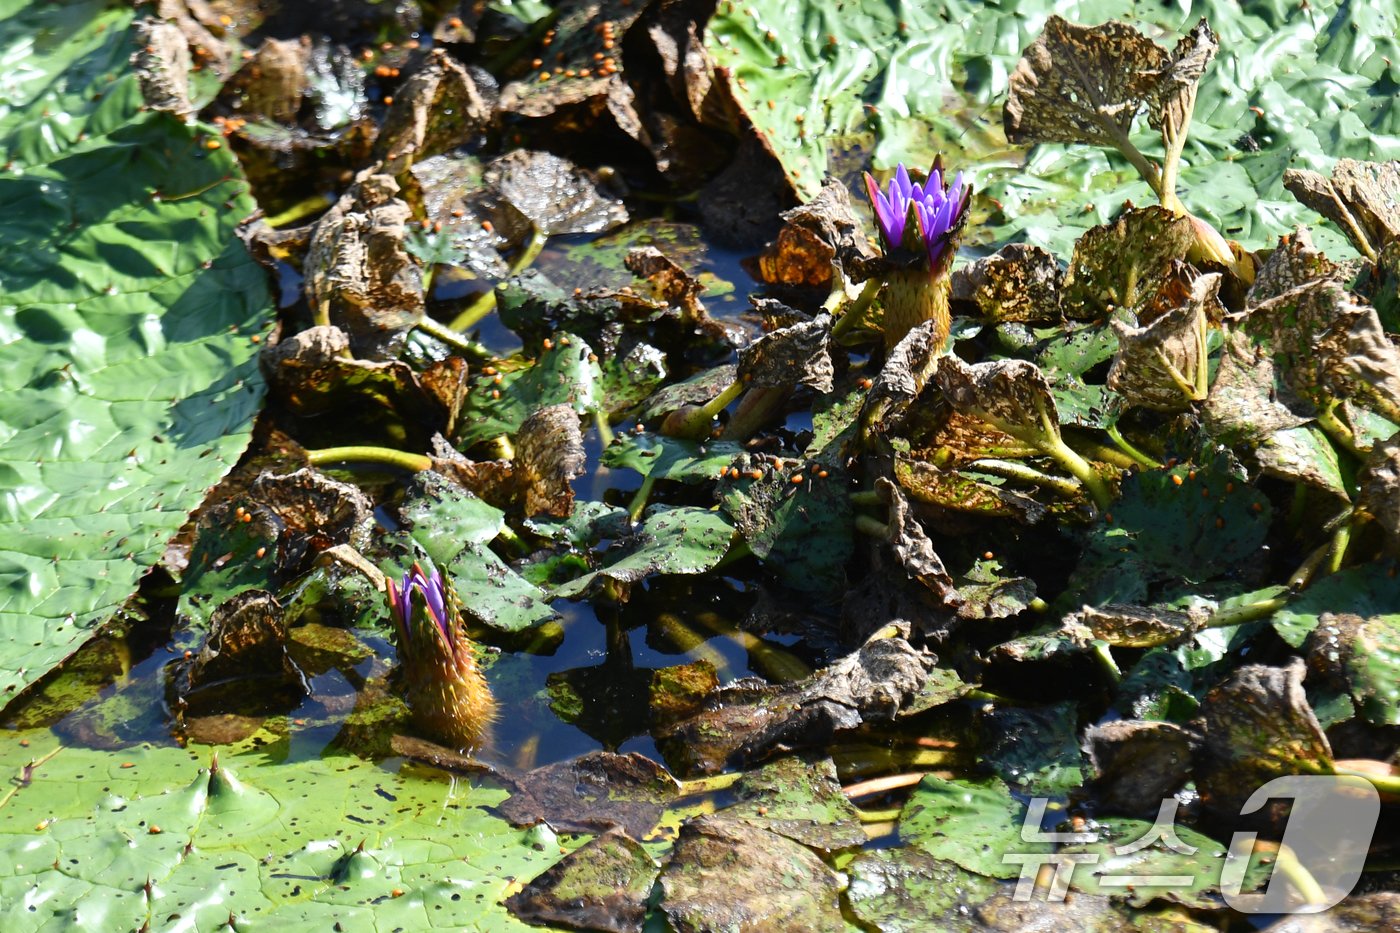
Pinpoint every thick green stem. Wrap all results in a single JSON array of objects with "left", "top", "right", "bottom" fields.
[
  {"left": 447, "top": 226, "right": 547, "bottom": 332},
  {"left": 1091, "top": 640, "right": 1121, "bottom": 683},
  {"left": 415, "top": 315, "right": 492, "bottom": 359},
  {"left": 855, "top": 515, "right": 890, "bottom": 538},
  {"left": 675, "top": 772, "right": 743, "bottom": 796},
  {"left": 831, "top": 277, "right": 882, "bottom": 343},
  {"left": 969, "top": 458, "right": 1082, "bottom": 498},
  {"left": 854, "top": 806, "right": 903, "bottom": 824},
  {"left": 1205, "top": 596, "right": 1289, "bottom": 629},
  {"left": 1104, "top": 424, "right": 1161, "bottom": 469},
  {"left": 1334, "top": 765, "right": 1400, "bottom": 798},
  {"left": 593, "top": 408, "right": 615, "bottom": 449},
  {"left": 265, "top": 193, "right": 335, "bottom": 229},
  {"left": 306, "top": 446, "right": 432, "bottom": 472},
  {"left": 628, "top": 475, "right": 657, "bottom": 523},
  {"left": 848, "top": 490, "right": 883, "bottom": 507},
  {"left": 1037, "top": 411, "right": 1114, "bottom": 510}
]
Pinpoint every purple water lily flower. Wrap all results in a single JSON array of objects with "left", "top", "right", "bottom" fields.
[
  {"left": 387, "top": 562, "right": 454, "bottom": 651},
  {"left": 864, "top": 158, "right": 971, "bottom": 270}
]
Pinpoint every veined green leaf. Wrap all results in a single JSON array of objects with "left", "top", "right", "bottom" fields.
[{"left": 0, "top": 2, "right": 273, "bottom": 706}]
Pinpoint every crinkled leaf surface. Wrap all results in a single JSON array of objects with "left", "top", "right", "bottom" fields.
[
  {"left": 709, "top": 0, "right": 1399, "bottom": 256},
  {"left": 0, "top": 1, "right": 274, "bottom": 705},
  {"left": 0, "top": 734, "right": 570, "bottom": 931}
]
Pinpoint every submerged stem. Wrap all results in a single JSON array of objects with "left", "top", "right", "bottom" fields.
[{"left": 447, "top": 226, "right": 547, "bottom": 332}]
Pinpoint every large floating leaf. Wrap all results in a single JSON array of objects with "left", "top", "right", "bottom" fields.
[
  {"left": 708, "top": 0, "right": 1398, "bottom": 256},
  {"left": 0, "top": 2, "right": 274, "bottom": 705},
  {"left": 0, "top": 734, "right": 570, "bottom": 930}
]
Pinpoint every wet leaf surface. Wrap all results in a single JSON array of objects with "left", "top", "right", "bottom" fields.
[
  {"left": 658, "top": 813, "right": 846, "bottom": 933},
  {"left": 498, "top": 750, "right": 679, "bottom": 838},
  {"left": 505, "top": 828, "right": 657, "bottom": 933}
]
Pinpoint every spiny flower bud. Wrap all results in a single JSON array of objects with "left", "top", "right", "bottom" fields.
[{"left": 387, "top": 562, "right": 496, "bottom": 751}]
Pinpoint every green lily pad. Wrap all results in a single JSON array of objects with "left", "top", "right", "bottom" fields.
[
  {"left": 456, "top": 332, "right": 602, "bottom": 449},
  {"left": 0, "top": 734, "right": 574, "bottom": 930},
  {"left": 601, "top": 433, "right": 745, "bottom": 485},
  {"left": 897, "top": 774, "right": 1048, "bottom": 879},
  {"left": 0, "top": 2, "right": 274, "bottom": 707},
  {"left": 1272, "top": 562, "right": 1400, "bottom": 648},
  {"left": 550, "top": 506, "right": 734, "bottom": 599}
]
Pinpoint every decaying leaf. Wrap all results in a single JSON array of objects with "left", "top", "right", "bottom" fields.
[
  {"left": 860, "top": 320, "right": 945, "bottom": 438},
  {"left": 658, "top": 814, "right": 846, "bottom": 933},
  {"left": 132, "top": 19, "right": 194, "bottom": 114},
  {"left": 485, "top": 149, "right": 628, "bottom": 236},
  {"left": 1108, "top": 273, "right": 1220, "bottom": 411},
  {"left": 1360, "top": 434, "right": 1400, "bottom": 549},
  {"left": 260, "top": 324, "right": 438, "bottom": 422},
  {"left": 1005, "top": 17, "right": 1207, "bottom": 162},
  {"left": 505, "top": 828, "right": 657, "bottom": 933},
  {"left": 950, "top": 244, "right": 1063, "bottom": 323},
  {"left": 1248, "top": 228, "right": 1353, "bottom": 306},
  {"left": 934, "top": 356, "right": 1061, "bottom": 446},
  {"left": 657, "top": 635, "right": 932, "bottom": 775},
  {"left": 876, "top": 477, "right": 959, "bottom": 611},
  {"left": 722, "top": 756, "right": 866, "bottom": 854},
  {"left": 748, "top": 179, "right": 879, "bottom": 288},
  {"left": 1084, "top": 719, "right": 1197, "bottom": 818},
  {"left": 1284, "top": 159, "right": 1400, "bottom": 260},
  {"left": 1203, "top": 328, "right": 1313, "bottom": 446},
  {"left": 220, "top": 37, "right": 310, "bottom": 124},
  {"left": 498, "top": 751, "right": 679, "bottom": 838},
  {"left": 304, "top": 172, "right": 424, "bottom": 360},
  {"left": 1195, "top": 660, "right": 1333, "bottom": 820},
  {"left": 737, "top": 313, "right": 834, "bottom": 392},
  {"left": 1306, "top": 612, "right": 1400, "bottom": 727},
  {"left": 375, "top": 49, "right": 494, "bottom": 174},
  {"left": 513, "top": 404, "right": 586, "bottom": 518},
  {"left": 894, "top": 455, "right": 1050, "bottom": 525},
  {"left": 1065, "top": 603, "right": 1208, "bottom": 648},
  {"left": 1242, "top": 280, "right": 1400, "bottom": 426},
  {"left": 172, "top": 590, "right": 306, "bottom": 717},
  {"left": 1063, "top": 207, "right": 1196, "bottom": 318}
]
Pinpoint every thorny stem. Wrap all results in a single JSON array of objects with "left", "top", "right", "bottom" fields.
[
  {"left": 447, "top": 226, "right": 547, "bottom": 332},
  {"left": 1104, "top": 423, "right": 1161, "bottom": 469},
  {"left": 415, "top": 315, "right": 493, "bottom": 359},
  {"left": 305, "top": 446, "right": 432, "bottom": 472}
]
